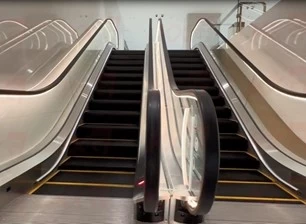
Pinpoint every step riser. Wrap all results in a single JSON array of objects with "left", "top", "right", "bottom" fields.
[
  {"left": 220, "top": 157, "right": 259, "bottom": 169},
  {"left": 98, "top": 83, "right": 142, "bottom": 90},
  {"left": 94, "top": 92, "right": 142, "bottom": 100},
  {"left": 220, "top": 138, "right": 249, "bottom": 151},
  {"left": 68, "top": 146, "right": 138, "bottom": 157},
  {"left": 175, "top": 80, "right": 214, "bottom": 86},
  {"left": 104, "top": 67, "right": 143, "bottom": 73},
  {"left": 218, "top": 122, "right": 239, "bottom": 134},
  {"left": 83, "top": 113, "right": 140, "bottom": 125},
  {"left": 178, "top": 86, "right": 219, "bottom": 96},
  {"left": 76, "top": 127, "right": 139, "bottom": 140},
  {"left": 60, "top": 164, "right": 136, "bottom": 172},
  {"left": 89, "top": 102, "right": 140, "bottom": 111}
]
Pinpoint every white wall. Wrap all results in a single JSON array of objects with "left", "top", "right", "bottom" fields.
[
  {"left": 0, "top": 1, "right": 106, "bottom": 35},
  {"left": 104, "top": 0, "right": 237, "bottom": 49}
]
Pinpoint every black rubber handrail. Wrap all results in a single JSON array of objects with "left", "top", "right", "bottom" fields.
[
  {"left": 144, "top": 18, "right": 161, "bottom": 213},
  {"left": 159, "top": 18, "right": 219, "bottom": 216},
  {"left": 195, "top": 18, "right": 306, "bottom": 98},
  {"left": 0, "top": 19, "right": 118, "bottom": 95}
]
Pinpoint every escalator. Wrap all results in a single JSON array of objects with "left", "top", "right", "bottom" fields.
[
  {"left": 31, "top": 50, "right": 144, "bottom": 198},
  {"left": 168, "top": 50, "right": 303, "bottom": 204}
]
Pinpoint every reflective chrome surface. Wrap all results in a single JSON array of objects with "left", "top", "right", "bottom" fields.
[
  {"left": 156, "top": 19, "right": 219, "bottom": 215},
  {"left": 191, "top": 15, "right": 306, "bottom": 194},
  {"left": 0, "top": 19, "right": 118, "bottom": 184},
  {"left": 36, "top": 43, "right": 115, "bottom": 182},
  {"left": 196, "top": 42, "right": 306, "bottom": 194}
]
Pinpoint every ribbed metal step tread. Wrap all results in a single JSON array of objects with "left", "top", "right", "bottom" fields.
[
  {"left": 60, "top": 157, "right": 136, "bottom": 171},
  {"left": 216, "top": 106, "right": 232, "bottom": 118},
  {"left": 94, "top": 89, "right": 142, "bottom": 100},
  {"left": 107, "top": 60, "right": 144, "bottom": 66},
  {"left": 89, "top": 99, "right": 141, "bottom": 111},
  {"left": 49, "top": 171, "right": 135, "bottom": 185},
  {"left": 76, "top": 124, "right": 139, "bottom": 139},
  {"left": 216, "top": 182, "right": 295, "bottom": 199},
  {"left": 104, "top": 66, "right": 143, "bottom": 73},
  {"left": 83, "top": 110, "right": 140, "bottom": 125},
  {"left": 177, "top": 85, "right": 219, "bottom": 95},
  {"left": 111, "top": 50, "right": 144, "bottom": 55},
  {"left": 174, "top": 77, "right": 214, "bottom": 86},
  {"left": 221, "top": 152, "right": 259, "bottom": 169},
  {"left": 173, "top": 70, "right": 210, "bottom": 77},
  {"left": 220, "top": 134, "right": 249, "bottom": 151},
  {"left": 168, "top": 50, "right": 200, "bottom": 58},
  {"left": 68, "top": 139, "right": 138, "bottom": 157},
  {"left": 34, "top": 184, "right": 133, "bottom": 198},
  {"left": 102, "top": 73, "right": 143, "bottom": 78},
  {"left": 98, "top": 81, "right": 142, "bottom": 89},
  {"left": 170, "top": 57, "right": 202, "bottom": 63},
  {"left": 219, "top": 170, "right": 271, "bottom": 182},
  {"left": 211, "top": 96, "right": 225, "bottom": 106},
  {"left": 171, "top": 63, "right": 206, "bottom": 69},
  {"left": 218, "top": 119, "right": 239, "bottom": 133}
]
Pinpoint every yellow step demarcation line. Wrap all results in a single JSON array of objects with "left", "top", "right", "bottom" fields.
[
  {"left": 218, "top": 180, "right": 274, "bottom": 185},
  {"left": 219, "top": 168, "right": 306, "bottom": 204},
  {"left": 45, "top": 181, "right": 134, "bottom": 188},
  {"left": 70, "top": 156, "right": 137, "bottom": 160},
  {"left": 59, "top": 169, "right": 135, "bottom": 175},
  {"left": 215, "top": 195, "right": 300, "bottom": 203},
  {"left": 28, "top": 170, "right": 60, "bottom": 195},
  {"left": 258, "top": 170, "right": 306, "bottom": 205}
]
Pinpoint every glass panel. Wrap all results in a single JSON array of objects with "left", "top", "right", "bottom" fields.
[
  {"left": 191, "top": 19, "right": 306, "bottom": 165},
  {"left": 157, "top": 32, "right": 209, "bottom": 210},
  {"left": 0, "top": 20, "right": 28, "bottom": 45},
  {"left": 0, "top": 19, "right": 118, "bottom": 172}
]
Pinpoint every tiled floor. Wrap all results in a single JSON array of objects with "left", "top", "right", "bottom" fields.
[{"left": 0, "top": 195, "right": 305, "bottom": 224}]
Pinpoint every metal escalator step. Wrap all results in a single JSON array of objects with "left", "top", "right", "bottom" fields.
[
  {"left": 98, "top": 81, "right": 142, "bottom": 90},
  {"left": 177, "top": 85, "right": 219, "bottom": 96},
  {"left": 68, "top": 139, "right": 138, "bottom": 157},
  {"left": 89, "top": 99, "right": 141, "bottom": 111},
  {"left": 104, "top": 66, "right": 143, "bottom": 73},
  {"left": 49, "top": 171, "right": 135, "bottom": 185},
  {"left": 216, "top": 106, "right": 232, "bottom": 118},
  {"left": 34, "top": 184, "right": 133, "bottom": 198},
  {"left": 218, "top": 119, "right": 239, "bottom": 133},
  {"left": 216, "top": 182, "right": 295, "bottom": 199},
  {"left": 107, "top": 60, "right": 144, "bottom": 66},
  {"left": 76, "top": 124, "right": 139, "bottom": 139},
  {"left": 171, "top": 63, "right": 206, "bottom": 70},
  {"left": 220, "top": 134, "right": 248, "bottom": 151},
  {"left": 83, "top": 110, "right": 140, "bottom": 125},
  {"left": 212, "top": 96, "right": 225, "bottom": 106},
  {"left": 59, "top": 157, "right": 136, "bottom": 171},
  {"left": 94, "top": 90, "right": 142, "bottom": 100},
  {"left": 109, "top": 55, "right": 144, "bottom": 60},
  {"left": 111, "top": 50, "right": 144, "bottom": 55},
  {"left": 221, "top": 152, "right": 259, "bottom": 169},
  {"left": 170, "top": 57, "right": 202, "bottom": 63},
  {"left": 102, "top": 73, "right": 143, "bottom": 81},
  {"left": 174, "top": 77, "right": 214, "bottom": 86},
  {"left": 173, "top": 70, "right": 210, "bottom": 77},
  {"left": 219, "top": 169, "right": 271, "bottom": 182},
  {"left": 168, "top": 50, "right": 200, "bottom": 58}
]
